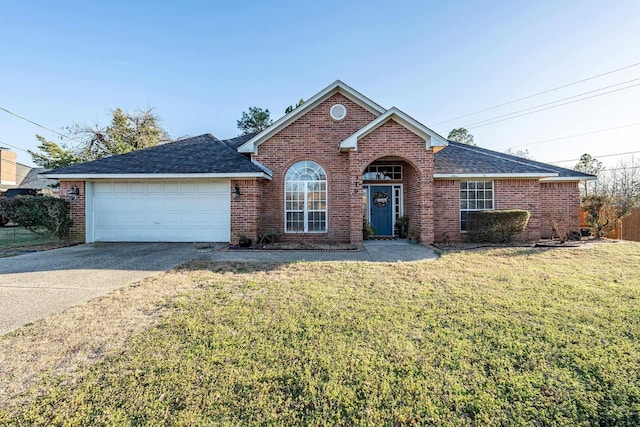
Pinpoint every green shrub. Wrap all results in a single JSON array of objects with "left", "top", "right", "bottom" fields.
[
  {"left": 467, "top": 209, "right": 530, "bottom": 243},
  {"left": 0, "top": 196, "right": 72, "bottom": 240},
  {"left": 363, "top": 218, "right": 376, "bottom": 240}
]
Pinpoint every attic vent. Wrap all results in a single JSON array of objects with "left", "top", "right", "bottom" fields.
[{"left": 330, "top": 104, "right": 347, "bottom": 120}]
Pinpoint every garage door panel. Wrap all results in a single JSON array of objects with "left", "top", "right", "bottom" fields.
[
  {"left": 111, "top": 183, "right": 132, "bottom": 193},
  {"left": 92, "top": 180, "right": 231, "bottom": 242}
]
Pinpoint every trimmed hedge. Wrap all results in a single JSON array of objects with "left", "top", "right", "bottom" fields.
[
  {"left": 467, "top": 209, "right": 530, "bottom": 243},
  {"left": 0, "top": 196, "right": 72, "bottom": 240}
]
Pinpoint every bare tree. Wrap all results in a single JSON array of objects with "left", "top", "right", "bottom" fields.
[
  {"left": 504, "top": 148, "right": 534, "bottom": 160},
  {"left": 574, "top": 153, "right": 605, "bottom": 197},
  {"left": 582, "top": 157, "right": 640, "bottom": 237}
]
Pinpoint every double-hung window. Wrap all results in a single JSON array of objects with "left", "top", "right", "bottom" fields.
[
  {"left": 285, "top": 161, "right": 327, "bottom": 233},
  {"left": 460, "top": 181, "right": 493, "bottom": 231}
]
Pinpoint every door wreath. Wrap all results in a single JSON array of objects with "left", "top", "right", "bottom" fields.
[{"left": 373, "top": 191, "right": 390, "bottom": 207}]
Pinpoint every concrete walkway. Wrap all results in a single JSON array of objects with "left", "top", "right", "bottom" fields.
[
  {"left": 204, "top": 240, "right": 438, "bottom": 263},
  {"left": 0, "top": 240, "right": 437, "bottom": 334}
]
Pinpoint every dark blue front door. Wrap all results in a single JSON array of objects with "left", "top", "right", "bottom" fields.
[{"left": 370, "top": 185, "right": 393, "bottom": 235}]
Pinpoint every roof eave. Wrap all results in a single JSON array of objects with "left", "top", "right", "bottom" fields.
[
  {"left": 434, "top": 173, "right": 559, "bottom": 179},
  {"left": 338, "top": 107, "right": 448, "bottom": 152},
  {"left": 43, "top": 172, "right": 272, "bottom": 180},
  {"left": 238, "top": 80, "right": 387, "bottom": 154},
  {"left": 539, "top": 176, "right": 597, "bottom": 182}
]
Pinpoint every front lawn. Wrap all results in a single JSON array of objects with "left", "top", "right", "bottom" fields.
[
  {"left": 0, "top": 226, "right": 58, "bottom": 249},
  {"left": 2, "top": 242, "right": 639, "bottom": 425}
]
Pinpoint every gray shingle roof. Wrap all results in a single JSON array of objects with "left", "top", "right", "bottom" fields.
[
  {"left": 46, "top": 134, "right": 264, "bottom": 175},
  {"left": 435, "top": 141, "right": 595, "bottom": 179},
  {"left": 222, "top": 132, "right": 258, "bottom": 150},
  {"left": 44, "top": 132, "right": 594, "bottom": 181}
]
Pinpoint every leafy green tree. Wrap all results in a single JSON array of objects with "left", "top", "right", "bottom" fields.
[
  {"left": 285, "top": 98, "right": 305, "bottom": 114},
  {"left": 29, "top": 108, "right": 171, "bottom": 168},
  {"left": 76, "top": 107, "right": 171, "bottom": 159},
  {"left": 237, "top": 107, "right": 273, "bottom": 135},
  {"left": 447, "top": 128, "right": 475, "bottom": 145},
  {"left": 28, "top": 135, "right": 83, "bottom": 169}
]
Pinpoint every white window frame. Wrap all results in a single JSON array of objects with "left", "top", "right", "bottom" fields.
[
  {"left": 460, "top": 180, "right": 494, "bottom": 231},
  {"left": 363, "top": 164, "right": 403, "bottom": 181},
  {"left": 284, "top": 161, "right": 328, "bottom": 233}
]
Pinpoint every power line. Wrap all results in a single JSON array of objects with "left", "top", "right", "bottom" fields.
[
  {"left": 549, "top": 150, "right": 640, "bottom": 164},
  {"left": 0, "top": 106, "right": 71, "bottom": 140},
  {"left": 602, "top": 165, "right": 640, "bottom": 172},
  {"left": 0, "top": 139, "right": 31, "bottom": 154},
  {"left": 465, "top": 81, "right": 640, "bottom": 129},
  {"left": 433, "top": 61, "right": 640, "bottom": 125},
  {"left": 506, "top": 122, "right": 640, "bottom": 149},
  {"left": 464, "top": 77, "right": 640, "bottom": 128}
]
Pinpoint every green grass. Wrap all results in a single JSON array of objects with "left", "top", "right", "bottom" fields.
[
  {"left": 0, "top": 226, "right": 58, "bottom": 249},
  {"left": 4, "top": 243, "right": 640, "bottom": 426}
]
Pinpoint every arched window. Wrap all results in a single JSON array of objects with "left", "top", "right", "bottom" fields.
[{"left": 285, "top": 161, "right": 327, "bottom": 233}]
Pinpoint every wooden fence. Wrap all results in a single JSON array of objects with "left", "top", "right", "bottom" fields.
[{"left": 580, "top": 207, "right": 640, "bottom": 241}]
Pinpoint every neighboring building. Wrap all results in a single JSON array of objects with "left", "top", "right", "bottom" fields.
[
  {"left": 44, "top": 81, "right": 595, "bottom": 244},
  {"left": 0, "top": 148, "right": 57, "bottom": 194}
]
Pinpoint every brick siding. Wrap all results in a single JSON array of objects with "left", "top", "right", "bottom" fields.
[
  {"left": 434, "top": 179, "right": 462, "bottom": 242},
  {"left": 253, "top": 94, "right": 437, "bottom": 244},
  {"left": 253, "top": 93, "right": 376, "bottom": 243},
  {"left": 59, "top": 180, "right": 86, "bottom": 241},
  {"left": 539, "top": 181, "right": 581, "bottom": 238},
  {"left": 230, "top": 179, "right": 261, "bottom": 244},
  {"left": 494, "top": 179, "right": 541, "bottom": 241}
]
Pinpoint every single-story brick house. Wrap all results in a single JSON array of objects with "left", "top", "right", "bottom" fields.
[{"left": 45, "top": 80, "right": 594, "bottom": 244}]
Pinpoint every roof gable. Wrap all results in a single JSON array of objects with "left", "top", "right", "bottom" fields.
[
  {"left": 339, "top": 107, "right": 448, "bottom": 152},
  {"left": 238, "top": 80, "right": 386, "bottom": 154}
]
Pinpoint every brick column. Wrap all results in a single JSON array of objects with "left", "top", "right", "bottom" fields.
[
  {"left": 59, "top": 180, "right": 86, "bottom": 242},
  {"left": 230, "top": 179, "right": 261, "bottom": 244}
]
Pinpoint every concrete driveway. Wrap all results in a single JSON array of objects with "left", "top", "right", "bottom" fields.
[
  {"left": 0, "top": 243, "right": 202, "bottom": 335},
  {"left": 0, "top": 240, "right": 437, "bottom": 335}
]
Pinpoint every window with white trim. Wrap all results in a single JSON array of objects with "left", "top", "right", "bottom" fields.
[
  {"left": 460, "top": 181, "right": 493, "bottom": 231},
  {"left": 363, "top": 165, "right": 402, "bottom": 181},
  {"left": 285, "top": 161, "right": 327, "bottom": 233}
]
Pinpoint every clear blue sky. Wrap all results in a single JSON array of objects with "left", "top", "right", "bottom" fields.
[{"left": 2, "top": 0, "right": 639, "bottom": 169}]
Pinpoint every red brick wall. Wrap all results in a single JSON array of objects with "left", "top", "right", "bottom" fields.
[
  {"left": 349, "top": 120, "right": 434, "bottom": 243},
  {"left": 494, "top": 179, "right": 541, "bottom": 240},
  {"left": 59, "top": 180, "right": 86, "bottom": 242},
  {"left": 230, "top": 179, "right": 261, "bottom": 244},
  {"left": 252, "top": 93, "right": 438, "bottom": 244},
  {"left": 539, "top": 181, "right": 581, "bottom": 238},
  {"left": 434, "top": 180, "right": 462, "bottom": 242},
  {"left": 253, "top": 92, "right": 376, "bottom": 243}
]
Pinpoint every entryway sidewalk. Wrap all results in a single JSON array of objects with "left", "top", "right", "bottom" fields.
[{"left": 206, "top": 240, "right": 438, "bottom": 263}]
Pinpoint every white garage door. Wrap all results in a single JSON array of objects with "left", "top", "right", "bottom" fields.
[{"left": 91, "top": 180, "right": 230, "bottom": 242}]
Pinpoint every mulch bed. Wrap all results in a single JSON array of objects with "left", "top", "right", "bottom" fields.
[{"left": 432, "top": 237, "right": 617, "bottom": 252}]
